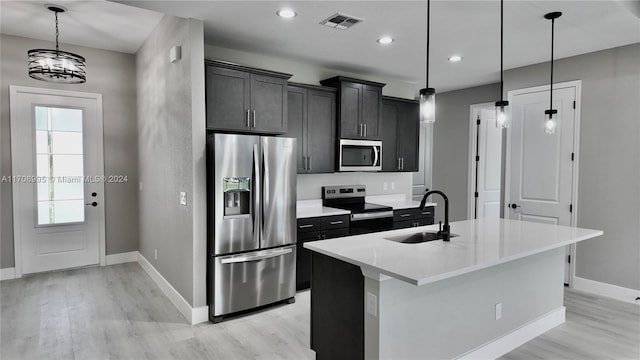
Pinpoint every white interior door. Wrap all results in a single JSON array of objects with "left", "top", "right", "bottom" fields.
[
  {"left": 507, "top": 83, "right": 578, "bottom": 284},
  {"left": 469, "top": 105, "right": 502, "bottom": 219},
  {"left": 10, "top": 86, "right": 105, "bottom": 276},
  {"left": 412, "top": 122, "right": 432, "bottom": 201}
]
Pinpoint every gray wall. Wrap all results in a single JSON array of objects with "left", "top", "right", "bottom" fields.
[
  {"left": 431, "top": 43, "right": 640, "bottom": 291},
  {"left": 0, "top": 34, "right": 139, "bottom": 269},
  {"left": 503, "top": 43, "right": 640, "bottom": 291},
  {"left": 431, "top": 83, "right": 501, "bottom": 221},
  {"left": 136, "top": 16, "right": 206, "bottom": 307}
]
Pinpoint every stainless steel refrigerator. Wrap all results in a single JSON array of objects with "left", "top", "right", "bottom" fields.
[{"left": 207, "top": 133, "right": 297, "bottom": 322}]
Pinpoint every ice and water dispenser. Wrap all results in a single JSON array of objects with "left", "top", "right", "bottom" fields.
[{"left": 223, "top": 177, "right": 251, "bottom": 216}]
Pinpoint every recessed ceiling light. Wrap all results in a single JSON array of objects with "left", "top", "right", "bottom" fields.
[
  {"left": 276, "top": 8, "right": 297, "bottom": 19},
  {"left": 377, "top": 36, "right": 394, "bottom": 45},
  {"left": 448, "top": 55, "right": 463, "bottom": 62}
]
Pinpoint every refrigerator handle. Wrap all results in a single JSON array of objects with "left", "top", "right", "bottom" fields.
[
  {"left": 253, "top": 143, "right": 261, "bottom": 247},
  {"left": 220, "top": 247, "right": 292, "bottom": 264}
]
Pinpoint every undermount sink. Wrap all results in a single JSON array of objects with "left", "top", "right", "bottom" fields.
[{"left": 385, "top": 231, "right": 459, "bottom": 244}]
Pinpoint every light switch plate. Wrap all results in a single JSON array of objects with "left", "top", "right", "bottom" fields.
[
  {"left": 495, "top": 302, "right": 502, "bottom": 320},
  {"left": 367, "top": 292, "right": 377, "bottom": 317},
  {"left": 180, "top": 191, "right": 187, "bottom": 206}
]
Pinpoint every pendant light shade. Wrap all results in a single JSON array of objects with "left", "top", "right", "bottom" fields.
[
  {"left": 495, "top": 0, "right": 509, "bottom": 128},
  {"left": 543, "top": 11, "right": 561, "bottom": 134},
  {"left": 28, "top": 6, "right": 86, "bottom": 84},
  {"left": 419, "top": 0, "right": 436, "bottom": 123}
]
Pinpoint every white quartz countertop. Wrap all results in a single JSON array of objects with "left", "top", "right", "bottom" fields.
[
  {"left": 304, "top": 218, "right": 603, "bottom": 286},
  {"left": 297, "top": 200, "right": 350, "bottom": 219},
  {"left": 366, "top": 194, "right": 437, "bottom": 210}
]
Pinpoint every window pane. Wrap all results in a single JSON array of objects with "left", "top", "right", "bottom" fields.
[
  {"left": 36, "top": 131, "right": 48, "bottom": 154},
  {"left": 53, "top": 181, "right": 84, "bottom": 200},
  {"left": 37, "top": 201, "right": 52, "bottom": 225},
  {"left": 52, "top": 132, "right": 83, "bottom": 154},
  {"left": 36, "top": 155, "right": 50, "bottom": 178},
  {"left": 35, "top": 106, "right": 48, "bottom": 130},
  {"left": 53, "top": 200, "right": 84, "bottom": 223},
  {"left": 52, "top": 155, "right": 84, "bottom": 177},
  {"left": 51, "top": 108, "right": 82, "bottom": 132},
  {"left": 37, "top": 180, "right": 51, "bottom": 201}
]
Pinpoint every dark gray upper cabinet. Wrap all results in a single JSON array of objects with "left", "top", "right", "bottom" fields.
[
  {"left": 381, "top": 96, "right": 420, "bottom": 172},
  {"left": 320, "top": 76, "right": 385, "bottom": 140},
  {"left": 206, "top": 60, "right": 292, "bottom": 134},
  {"left": 286, "top": 84, "right": 336, "bottom": 174}
]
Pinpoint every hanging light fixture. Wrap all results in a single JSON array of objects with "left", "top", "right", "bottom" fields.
[
  {"left": 543, "top": 11, "right": 561, "bottom": 134},
  {"left": 495, "top": 0, "right": 509, "bottom": 128},
  {"left": 28, "top": 5, "right": 86, "bottom": 84},
  {"left": 419, "top": 0, "right": 435, "bottom": 123}
]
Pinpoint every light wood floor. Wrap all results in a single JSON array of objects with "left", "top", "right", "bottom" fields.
[{"left": 1, "top": 263, "right": 638, "bottom": 360}]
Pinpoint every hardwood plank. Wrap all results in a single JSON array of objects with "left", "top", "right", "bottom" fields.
[{"left": 1, "top": 263, "right": 637, "bottom": 359}]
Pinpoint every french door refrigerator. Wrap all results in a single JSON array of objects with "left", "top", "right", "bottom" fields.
[{"left": 207, "top": 133, "right": 297, "bottom": 322}]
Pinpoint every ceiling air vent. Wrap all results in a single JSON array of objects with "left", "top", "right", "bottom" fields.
[{"left": 320, "top": 13, "right": 363, "bottom": 30}]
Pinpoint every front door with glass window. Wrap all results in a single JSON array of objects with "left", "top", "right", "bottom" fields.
[{"left": 9, "top": 86, "right": 104, "bottom": 276}]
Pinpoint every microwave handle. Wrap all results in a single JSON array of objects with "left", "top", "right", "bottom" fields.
[{"left": 373, "top": 146, "right": 379, "bottom": 167}]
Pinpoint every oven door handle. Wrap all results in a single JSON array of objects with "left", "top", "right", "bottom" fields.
[{"left": 351, "top": 211, "right": 394, "bottom": 221}]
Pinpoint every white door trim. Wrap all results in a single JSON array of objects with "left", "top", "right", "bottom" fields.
[
  {"left": 9, "top": 85, "right": 106, "bottom": 278},
  {"left": 505, "top": 80, "right": 581, "bottom": 287},
  {"left": 467, "top": 102, "right": 496, "bottom": 220}
]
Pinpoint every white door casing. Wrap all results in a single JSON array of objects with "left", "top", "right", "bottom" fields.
[
  {"left": 412, "top": 122, "right": 433, "bottom": 201},
  {"left": 506, "top": 80, "right": 581, "bottom": 285},
  {"left": 468, "top": 103, "right": 502, "bottom": 220},
  {"left": 10, "top": 86, "right": 105, "bottom": 277}
]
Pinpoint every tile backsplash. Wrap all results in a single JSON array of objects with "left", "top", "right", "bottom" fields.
[{"left": 297, "top": 172, "right": 413, "bottom": 200}]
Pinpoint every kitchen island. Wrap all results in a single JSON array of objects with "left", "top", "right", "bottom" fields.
[{"left": 304, "top": 218, "right": 602, "bottom": 360}]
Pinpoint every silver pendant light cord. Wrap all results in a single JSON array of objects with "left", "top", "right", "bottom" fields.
[
  {"left": 549, "top": 16, "right": 555, "bottom": 111},
  {"left": 54, "top": 10, "right": 60, "bottom": 53}
]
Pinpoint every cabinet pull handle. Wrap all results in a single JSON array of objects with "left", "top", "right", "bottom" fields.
[
  {"left": 299, "top": 224, "right": 314, "bottom": 229},
  {"left": 308, "top": 156, "right": 312, "bottom": 171},
  {"left": 322, "top": 234, "right": 326, "bottom": 240},
  {"left": 400, "top": 213, "right": 411, "bottom": 218},
  {"left": 398, "top": 158, "right": 401, "bottom": 170},
  {"left": 329, "top": 220, "right": 343, "bottom": 225},
  {"left": 252, "top": 110, "right": 256, "bottom": 128},
  {"left": 359, "top": 123, "right": 363, "bottom": 137},
  {"left": 246, "top": 110, "right": 250, "bottom": 128},
  {"left": 303, "top": 157, "right": 308, "bottom": 171},
  {"left": 364, "top": 123, "right": 367, "bottom": 137},
  {"left": 400, "top": 157, "right": 404, "bottom": 170},
  {"left": 421, "top": 212, "right": 431, "bottom": 215}
]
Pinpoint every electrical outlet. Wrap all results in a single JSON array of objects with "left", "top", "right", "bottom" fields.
[
  {"left": 139, "top": 181, "right": 143, "bottom": 191},
  {"left": 180, "top": 191, "right": 187, "bottom": 206},
  {"left": 154, "top": 249, "right": 158, "bottom": 260},
  {"left": 383, "top": 182, "right": 388, "bottom": 191},
  {"left": 495, "top": 303, "right": 502, "bottom": 320},
  {"left": 367, "top": 292, "right": 377, "bottom": 316},
  {"left": 391, "top": 182, "right": 396, "bottom": 190}
]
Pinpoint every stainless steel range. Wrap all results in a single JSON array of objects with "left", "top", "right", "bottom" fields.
[
  {"left": 207, "top": 133, "right": 297, "bottom": 322},
  {"left": 322, "top": 185, "right": 393, "bottom": 235}
]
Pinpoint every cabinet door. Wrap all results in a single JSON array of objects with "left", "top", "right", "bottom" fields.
[
  {"left": 307, "top": 89, "right": 336, "bottom": 173},
  {"left": 206, "top": 66, "right": 251, "bottom": 131},
  {"left": 251, "top": 74, "right": 288, "bottom": 134},
  {"left": 286, "top": 87, "right": 307, "bottom": 173},
  {"left": 361, "top": 84, "right": 382, "bottom": 140},
  {"left": 339, "top": 82, "right": 362, "bottom": 139},
  {"left": 381, "top": 100, "right": 399, "bottom": 171},
  {"left": 396, "top": 101, "right": 420, "bottom": 172}
]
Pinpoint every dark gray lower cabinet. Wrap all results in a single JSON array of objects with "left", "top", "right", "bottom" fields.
[
  {"left": 381, "top": 96, "right": 419, "bottom": 172},
  {"left": 286, "top": 84, "right": 336, "bottom": 173},
  {"left": 392, "top": 207, "right": 434, "bottom": 229},
  {"left": 296, "top": 215, "right": 349, "bottom": 290}
]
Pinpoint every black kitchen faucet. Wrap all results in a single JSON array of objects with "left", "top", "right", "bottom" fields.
[{"left": 419, "top": 189, "right": 450, "bottom": 242}]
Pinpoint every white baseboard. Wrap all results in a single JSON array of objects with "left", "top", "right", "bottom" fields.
[
  {"left": 106, "top": 251, "right": 139, "bottom": 265},
  {"left": 458, "top": 307, "right": 566, "bottom": 360},
  {"left": 0, "top": 267, "right": 16, "bottom": 281},
  {"left": 137, "top": 252, "right": 209, "bottom": 325},
  {"left": 573, "top": 276, "right": 640, "bottom": 305}
]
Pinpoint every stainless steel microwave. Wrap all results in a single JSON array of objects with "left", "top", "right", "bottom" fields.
[{"left": 338, "top": 139, "right": 382, "bottom": 171}]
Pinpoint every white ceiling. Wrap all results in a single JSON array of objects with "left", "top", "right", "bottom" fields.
[
  {"left": 2, "top": 1, "right": 639, "bottom": 92},
  {"left": 0, "top": 0, "right": 163, "bottom": 54}
]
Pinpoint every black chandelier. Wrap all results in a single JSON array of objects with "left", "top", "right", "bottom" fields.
[
  {"left": 28, "top": 5, "right": 86, "bottom": 84},
  {"left": 543, "top": 11, "right": 562, "bottom": 134}
]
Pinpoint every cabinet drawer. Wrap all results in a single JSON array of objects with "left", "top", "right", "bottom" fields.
[
  {"left": 418, "top": 206, "right": 434, "bottom": 218},
  {"left": 393, "top": 208, "right": 422, "bottom": 222},
  {"left": 323, "top": 228, "right": 350, "bottom": 239},
  {"left": 321, "top": 215, "right": 349, "bottom": 230},
  {"left": 297, "top": 218, "right": 322, "bottom": 233}
]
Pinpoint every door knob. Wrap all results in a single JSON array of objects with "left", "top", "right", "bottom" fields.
[
  {"left": 85, "top": 202, "right": 98, "bottom": 207},
  {"left": 510, "top": 203, "right": 520, "bottom": 209},
  {"left": 91, "top": 192, "right": 97, "bottom": 197}
]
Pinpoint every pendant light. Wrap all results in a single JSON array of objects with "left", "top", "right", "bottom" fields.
[
  {"left": 543, "top": 11, "right": 561, "bottom": 134},
  {"left": 28, "top": 5, "right": 86, "bottom": 84},
  {"left": 419, "top": 0, "right": 435, "bottom": 123},
  {"left": 495, "top": 0, "right": 509, "bottom": 128}
]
